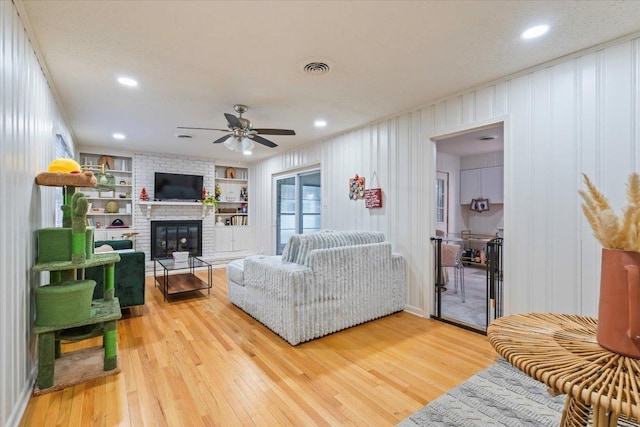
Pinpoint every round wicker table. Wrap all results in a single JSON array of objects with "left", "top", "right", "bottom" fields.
[{"left": 488, "top": 313, "right": 640, "bottom": 426}]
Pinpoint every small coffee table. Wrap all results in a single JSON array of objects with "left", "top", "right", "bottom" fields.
[{"left": 154, "top": 256, "right": 212, "bottom": 301}]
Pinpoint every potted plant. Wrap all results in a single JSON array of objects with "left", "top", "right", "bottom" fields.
[
  {"left": 202, "top": 190, "right": 218, "bottom": 208},
  {"left": 580, "top": 172, "right": 640, "bottom": 357}
]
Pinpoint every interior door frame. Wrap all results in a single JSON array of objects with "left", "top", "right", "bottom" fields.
[
  {"left": 272, "top": 164, "right": 321, "bottom": 254},
  {"left": 428, "top": 116, "right": 511, "bottom": 320}
]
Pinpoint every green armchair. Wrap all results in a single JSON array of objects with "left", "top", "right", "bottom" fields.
[{"left": 85, "top": 240, "right": 145, "bottom": 312}]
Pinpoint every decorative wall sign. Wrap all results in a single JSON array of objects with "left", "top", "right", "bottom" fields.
[
  {"left": 349, "top": 174, "right": 365, "bottom": 200},
  {"left": 364, "top": 188, "right": 383, "bottom": 208},
  {"left": 364, "top": 171, "right": 382, "bottom": 208}
]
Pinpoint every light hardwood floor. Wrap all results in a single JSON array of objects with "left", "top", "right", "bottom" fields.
[{"left": 20, "top": 268, "right": 499, "bottom": 426}]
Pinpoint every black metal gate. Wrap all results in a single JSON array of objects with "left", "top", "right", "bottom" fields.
[{"left": 431, "top": 236, "right": 504, "bottom": 334}]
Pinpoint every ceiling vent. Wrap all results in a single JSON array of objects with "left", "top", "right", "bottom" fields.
[
  {"left": 303, "top": 62, "right": 331, "bottom": 76},
  {"left": 175, "top": 133, "right": 193, "bottom": 139}
]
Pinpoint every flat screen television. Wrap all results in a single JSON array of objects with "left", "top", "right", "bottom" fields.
[{"left": 154, "top": 172, "right": 203, "bottom": 201}]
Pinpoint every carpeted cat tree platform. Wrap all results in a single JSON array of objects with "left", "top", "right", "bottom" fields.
[{"left": 33, "top": 167, "right": 122, "bottom": 394}]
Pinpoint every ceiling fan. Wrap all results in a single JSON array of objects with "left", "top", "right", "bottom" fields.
[{"left": 178, "top": 104, "right": 295, "bottom": 153}]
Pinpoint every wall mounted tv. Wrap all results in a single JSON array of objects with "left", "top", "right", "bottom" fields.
[{"left": 154, "top": 172, "right": 203, "bottom": 201}]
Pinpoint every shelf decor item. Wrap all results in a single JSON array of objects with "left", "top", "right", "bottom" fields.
[
  {"left": 105, "top": 201, "right": 119, "bottom": 213},
  {"left": 140, "top": 187, "right": 149, "bottom": 201},
  {"left": 580, "top": 172, "right": 640, "bottom": 357}
]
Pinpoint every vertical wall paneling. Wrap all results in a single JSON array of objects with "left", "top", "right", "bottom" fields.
[
  {"left": 250, "top": 34, "right": 640, "bottom": 322},
  {"left": 463, "top": 92, "right": 476, "bottom": 125},
  {"left": 603, "top": 42, "right": 633, "bottom": 205},
  {"left": 577, "top": 52, "right": 599, "bottom": 315},
  {"left": 550, "top": 61, "right": 579, "bottom": 312},
  {"left": 1, "top": 2, "right": 72, "bottom": 426},
  {"left": 475, "top": 86, "right": 494, "bottom": 122},
  {"left": 531, "top": 67, "right": 552, "bottom": 312}
]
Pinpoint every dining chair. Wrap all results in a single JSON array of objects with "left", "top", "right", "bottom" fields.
[{"left": 441, "top": 243, "right": 465, "bottom": 302}]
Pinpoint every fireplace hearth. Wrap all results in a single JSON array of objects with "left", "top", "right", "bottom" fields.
[{"left": 151, "top": 220, "right": 202, "bottom": 260}]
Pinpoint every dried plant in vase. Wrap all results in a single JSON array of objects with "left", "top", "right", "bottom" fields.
[
  {"left": 580, "top": 172, "right": 640, "bottom": 358},
  {"left": 579, "top": 172, "right": 640, "bottom": 251}
]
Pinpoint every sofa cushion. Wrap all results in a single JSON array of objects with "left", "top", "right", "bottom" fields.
[{"left": 294, "top": 231, "right": 386, "bottom": 266}]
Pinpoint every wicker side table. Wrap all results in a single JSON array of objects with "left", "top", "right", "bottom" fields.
[{"left": 488, "top": 313, "right": 640, "bottom": 426}]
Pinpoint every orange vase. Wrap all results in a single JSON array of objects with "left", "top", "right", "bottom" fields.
[{"left": 597, "top": 248, "right": 640, "bottom": 358}]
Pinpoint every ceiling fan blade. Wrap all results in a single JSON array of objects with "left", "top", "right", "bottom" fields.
[
  {"left": 177, "top": 126, "right": 230, "bottom": 132},
  {"left": 212, "top": 135, "right": 232, "bottom": 144},
  {"left": 224, "top": 113, "right": 243, "bottom": 129},
  {"left": 252, "top": 128, "right": 296, "bottom": 136},
  {"left": 250, "top": 134, "right": 278, "bottom": 148}
]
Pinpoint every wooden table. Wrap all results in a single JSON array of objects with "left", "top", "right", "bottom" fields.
[{"left": 488, "top": 313, "right": 640, "bottom": 426}]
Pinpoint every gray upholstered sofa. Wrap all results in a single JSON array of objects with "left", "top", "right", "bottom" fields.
[{"left": 227, "top": 230, "right": 406, "bottom": 345}]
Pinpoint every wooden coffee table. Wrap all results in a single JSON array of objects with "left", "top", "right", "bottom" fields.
[{"left": 488, "top": 313, "right": 640, "bottom": 426}]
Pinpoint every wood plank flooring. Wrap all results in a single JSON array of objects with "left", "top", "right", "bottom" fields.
[{"left": 20, "top": 267, "right": 499, "bottom": 426}]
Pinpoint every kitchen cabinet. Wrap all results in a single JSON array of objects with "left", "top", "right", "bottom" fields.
[{"left": 460, "top": 166, "right": 503, "bottom": 204}]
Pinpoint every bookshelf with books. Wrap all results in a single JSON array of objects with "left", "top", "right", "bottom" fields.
[{"left": 78, "top": 152, "right": 134, "bottom": 241}]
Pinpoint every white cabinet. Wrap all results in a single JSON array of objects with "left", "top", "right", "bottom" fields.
[
  {"left": 214, "top": 226, "right": 251, "bottom": 252},
  {"left": 460, "top": 166, "right": 503, "bottom": 204},
  {"left": 78, "top": 153, "right": 134, "bottom": 240}
]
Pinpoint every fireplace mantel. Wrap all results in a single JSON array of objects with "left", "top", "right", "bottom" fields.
[{"left": 138, "top": 201, "right": 214, "bottom": 219}]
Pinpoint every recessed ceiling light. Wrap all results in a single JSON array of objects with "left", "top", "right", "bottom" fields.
[
  {"left": 521, "top": 25, "right": 549, "bottom": 40},
  {"left": 243, "top": 150, "right": 252, "bottom": 156},
  {"left": 112, "top": 133, "right": 126, "bottom": 140},
  {"left": 314, "top": 120, "right": 327, "bottom": 127},
  {"left": 117, "top": 76, "right": 138, "bottom": 87}
]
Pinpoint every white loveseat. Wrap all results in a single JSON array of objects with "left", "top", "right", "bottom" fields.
[{"left": 227, "top": 230, "right": 406, "bottom": 345}]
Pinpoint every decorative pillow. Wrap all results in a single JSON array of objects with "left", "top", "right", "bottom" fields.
[{"left": 94, "top": 244, "right": 114, "bottom": 253}]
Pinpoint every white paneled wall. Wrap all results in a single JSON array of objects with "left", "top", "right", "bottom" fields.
[
  {"left": 1, "top": 2, "right": 74, "bottom": 426},
  {"left": 250, "top": 34, "right": 640, "bottom": 319}
]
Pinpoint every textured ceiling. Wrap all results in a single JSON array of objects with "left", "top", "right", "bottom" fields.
[{"left": 17, "top": 0, "right": 640, "bottom": 162}]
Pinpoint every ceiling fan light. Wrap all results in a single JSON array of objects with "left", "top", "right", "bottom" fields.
[
  {"left": 224, "top": 136, "right": 242, "bottom": 152},
  {"left": 241, "top": 138, "right": 255, "bottom": 154}
]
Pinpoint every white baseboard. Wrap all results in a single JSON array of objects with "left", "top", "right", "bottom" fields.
[{"left": 6, "top": 366, "right": 36, "bottom": 427}]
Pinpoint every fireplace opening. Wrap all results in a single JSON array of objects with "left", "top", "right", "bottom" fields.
[{"left": 151, "top": 220, "right": 202, "bottom": 259}]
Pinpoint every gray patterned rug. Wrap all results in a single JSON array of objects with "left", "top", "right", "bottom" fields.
[{"left": 398, "top": 358, "right": 565, "bottom": 427}]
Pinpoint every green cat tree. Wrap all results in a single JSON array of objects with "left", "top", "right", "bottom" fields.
[{"left": 33, "top": 170, "right": 122, "bottom": 394}]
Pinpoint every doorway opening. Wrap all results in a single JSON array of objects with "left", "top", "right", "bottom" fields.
[{"left": 432, "top": 123, "right": 505, "bottom": 333}]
